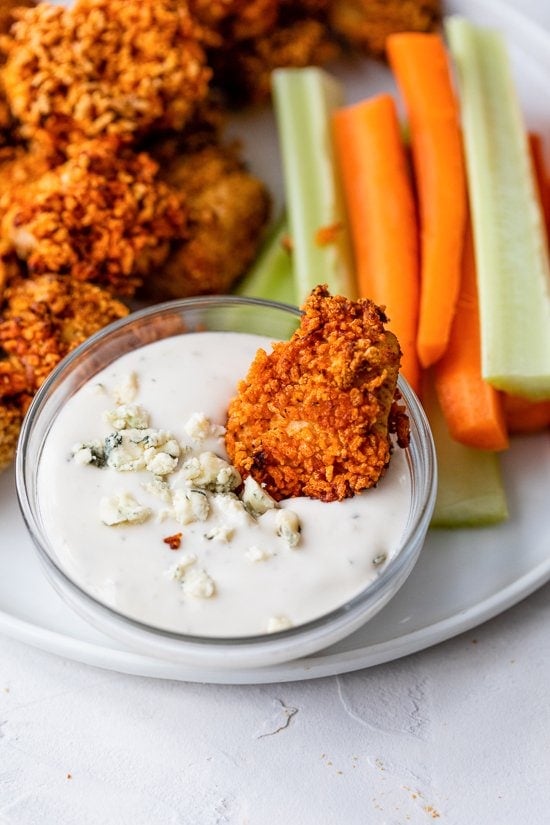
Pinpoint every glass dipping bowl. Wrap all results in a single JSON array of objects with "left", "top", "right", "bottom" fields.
[{"left": 16, "top": 296, "right": 437, "bottom": 670}]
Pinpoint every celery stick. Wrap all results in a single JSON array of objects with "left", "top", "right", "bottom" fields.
[
  {"left": 272, "top": 67, "right": 356, "bottom": 303},
  {"left": 446, "top": 17, "right": 550, "bottom": 400},
  {"left": 423, "top": 375, "right": 509, "bottom": 528},
  {"left": 234, "top": 214, "right": 297, "bottom": 305}
]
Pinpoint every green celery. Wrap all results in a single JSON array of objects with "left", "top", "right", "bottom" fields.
[
  {"left": 234, "top": 214, "right": 296, "bottom": 305},
  {"left": 272, "top": 67, "right": 356, "bottom": 303},
  {"left": 446, "top": 17, "right": 550, "bottom": 400},
  {"left": 423, "top": 375, "right": 509, "bottom": 528}
]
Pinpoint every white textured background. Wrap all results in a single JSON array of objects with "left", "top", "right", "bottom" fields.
[
  {"left": 2, "top": 1, "right": 550, "bottom": 823},
  {"left": 1, "top": 585, "right": 550, "bottom": 824}
]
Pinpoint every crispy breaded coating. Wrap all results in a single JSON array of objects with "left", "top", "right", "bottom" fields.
[
  {"left": 0, "top": 400, "right": 22, "bottom": 472},
  {"left": 0, "top": 92, "right": 11, "bottom": 143},
  {"left": 0, "top": 143, "right": 55, "bottom": 218},
  {"left": 0, "top": 0, "right": 211, "bottom": 143},
  {"left": 0, "top": 0, "right": 34, "bottom": 35},
  {"left": 225, "top": 285, "right": 409, "bottom": 502},
  {"left": 0, "top": 237, "right": 21, "bottom": 300},
  {"left": 0, "top": 352, "right": 26, "bottom": 398},
  {"left": 328, "top": 0, "right": 441, "bottom": 57},
  {"left": 210, "top": 18, "right": 339, "bottom": 105},
  {"left": 281, "top": 0, "right": 331, "bottom": 16},
  {"left": 0, "top": 274, "right": 129, "bottom": 396},
  {"left": 0, "top": 0, "right": 35, "bottom": 143},
  {"left": 144, "top": 143, "right": 270, "bottom": 299},
  {"left": 188, "top": 0, "right": 279, "bottom": 43},
  {"left": 0, "top": 273, "right": 129, "bottom": 472},
  {"left": 0, "top": 147, "right": 55, "bottom": 294},
  {"left": 1, "top": 138, "right": 186, "bottom": 296},
  {"left": 140, "top": 93, "right": 227, "bottom": 161}
]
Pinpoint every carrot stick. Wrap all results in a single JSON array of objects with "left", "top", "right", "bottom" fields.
[
  {"left": 504, "top": 394, "right": 550, "bottom": 435},
  {"left": 386, "top": 32, "right": 467, "bottom": 368},
  {"left": 332, "top": 93, "right": 421, "bottom": 394},
  {"left": 529, "top": 132, "right": 550, "bottom": 250},
  {"left": 433, "top": 219, "right": 509, "bottom": 451}
]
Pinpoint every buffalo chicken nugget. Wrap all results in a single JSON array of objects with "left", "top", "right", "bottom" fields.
[
  {"left": 0, "top": 143, "right": 55, "bottom": 219},
  {"left": 188, "top": 0, "right": 279, "bottom": 44},
  {"left": 328, "top": 0, "right": 441, "bottom": 58},
  {"left": 145, "top": 143, "right": 270, "bottom": 299},
  {"left": 0, "top": 274, "right": 128, "bottom": 472},
  {"left": 0, "top": 274, "right": 129, "bottom": 394},
  {"left": 1, "top": 138, "right": 186, "bottom": 296},
  {"left": 210, "top": 18, "right": 339, "bottom": 105},
  {"left": 0, "top": 0, "right": 210, "bottom": 143},
  {"left": 225, "top": 286, "right": 409, "bottom": 503}
]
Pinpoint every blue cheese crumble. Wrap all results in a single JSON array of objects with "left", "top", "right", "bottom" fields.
[
  {"left": 104, "top": 403, "right": 150, "bottom": 431},
  {"left": 105, "top": 428, "right": 181, "bottom": 474},
  {"left": 99, "top": 492, "right": 151, "bottom": 526},
  {"left": 171, "top": 488, "right": 210, "bottom": 525},
  {"left": 112, "top": 372, "right": 139, "bottom": 405},
  {"left": 275, "top": 510, "right": 301, "bottom": 548},
  {"left": 242, "top": 476, "right": 277, "bottom": 516},
  {"left": 183, "top": 412, "right": 225, "bottom": 442},
  {"left": 266, "top": 615, "right": 293, "bottom": 633},
  {"left": 72, "top": 397, "right": 303, "bottom": 614},
  {"left": 178, "top": 451, "right": 241, "bottom": 493}
]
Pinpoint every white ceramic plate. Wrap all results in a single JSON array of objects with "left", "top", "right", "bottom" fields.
[{"left": 2, "top": 0, "right": 550, "bottom": 684}]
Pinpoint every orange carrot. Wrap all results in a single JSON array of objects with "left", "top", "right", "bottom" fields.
[
  {"left": 528, "top": 132, "right": 550, "bottom": 248},
  {"left": 504, "top": 394, "right": 550, "bottom": 435},
  {"left": 332, "top": 94, "right": 421, "bottom": 393},
  {"left": 386, "top": 32, "right": 467, "bottom": 368},
  {"left": 433, "top": 220, "right": 509, "bottom": 452}
]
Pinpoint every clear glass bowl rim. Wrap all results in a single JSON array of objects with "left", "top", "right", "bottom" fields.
[{"left": 16, "top": 295, "right": 437, "bottom": 650}]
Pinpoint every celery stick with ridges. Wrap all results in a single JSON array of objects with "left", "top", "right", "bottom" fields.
[
  {"left": 423, "top": 374, "right": 509, "bottom": 528},
  {"left": 446, "top": 16, "right": 550, "bottom": 400},
  {"left": 234, "top": 213, "right": 296, "bottom": 305},
  {"left": 272, "top": 67, "right": 356, "bottom": 303}
]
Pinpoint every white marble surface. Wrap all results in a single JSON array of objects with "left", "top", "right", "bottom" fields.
[{"left": 2, "top": 1, "right": 550, "bottom": 823}]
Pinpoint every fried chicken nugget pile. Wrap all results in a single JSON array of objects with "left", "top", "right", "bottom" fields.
[
  {"left": 0, "top": 0, "right": 439, "bottom": 478},
  {"left": 225, "top": 286, "right": 410, "bottom": 503}
]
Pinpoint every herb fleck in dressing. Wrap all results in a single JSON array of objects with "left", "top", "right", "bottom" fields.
[{"left": 37, "top": 332, "right": 411, "bottom": 637}]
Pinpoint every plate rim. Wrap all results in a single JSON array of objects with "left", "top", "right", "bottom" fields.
[
  {"left": 1, "top": 553, "right": 548, "bottom": 684},
  {"left": 1, "top": 0, "right": 550, "bottom": 684}
]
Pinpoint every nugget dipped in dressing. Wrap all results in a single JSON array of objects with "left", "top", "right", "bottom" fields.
[{"left": 225, "top": 285, "right": 409, "bottom": 502}]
